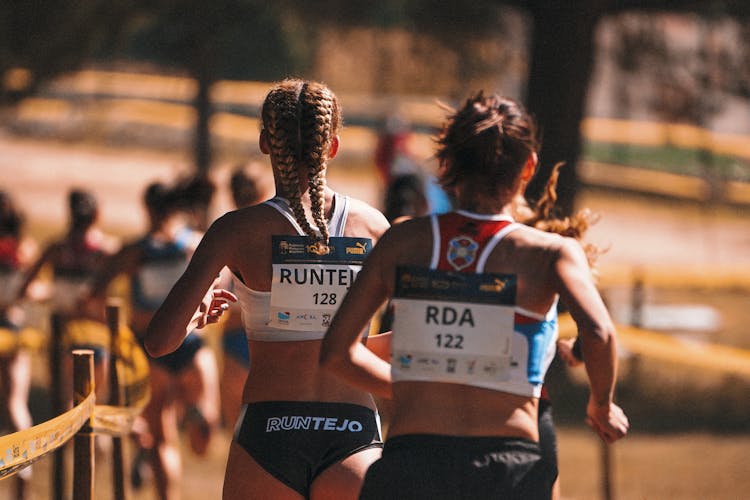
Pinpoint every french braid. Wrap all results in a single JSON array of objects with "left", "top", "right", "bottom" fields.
[
  {"left": 261, "top": 79, "right": 341, "bottom": 250},
  {"left": 299, "top": 82, "right": 340, "bottom": 250}
]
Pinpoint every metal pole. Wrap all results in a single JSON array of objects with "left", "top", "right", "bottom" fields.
[
  {"left": 106, "top": 299, "right": 126, "bottom": 500},
  {"left": 73, "top": 349, "right": 95, "bottom": 500}
]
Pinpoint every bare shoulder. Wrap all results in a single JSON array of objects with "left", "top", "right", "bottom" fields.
[
  {"left": 507, "top": 224, "right": 570, "bottom": 254},
  {"left": 341, "top": 197, "right": 390, "bottom": 240},
  {"left": 497, "top": 224, "right": 588, "bottom": 273},
  {"left": 211, "top": 203, "right": 277, "bottom": 234},
  {"left": 371, "top": 215, "right": 433, "bottom": 261}
]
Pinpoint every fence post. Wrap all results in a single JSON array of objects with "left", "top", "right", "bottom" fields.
[
  {"left": 50, "top": 313, "right": 66, "bottom": 500},
  {"left": 73, "top": 349, "right": 95, "bottom": 500},
  {"left": 630, "top": 270, "right": 645, "bottom": 328},
  {"left": 106, "top": 299, "right": 126, "bottom": 500}
]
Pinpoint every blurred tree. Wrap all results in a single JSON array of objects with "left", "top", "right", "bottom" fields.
[
  {"left": 0, "top": 0, "right": 139, "bottom": 104},
  {"left": 124, "top": 0, "right": 312, "bottom": 174},
  {"left": 500, "top": 0, "right": 750, "bottom": 213},
  {"left": 2, "top": 0, "right": 749, "bottom": 207}
]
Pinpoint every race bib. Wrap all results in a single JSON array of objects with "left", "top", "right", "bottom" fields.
[
  {"left": 391, "top": 266, "right": 517, "bottom": 384},
  {"left": 269, "top": 236, "right": 371, "bottom": 332}
]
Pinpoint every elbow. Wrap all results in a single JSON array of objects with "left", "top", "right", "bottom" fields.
[
  {"left": 143, "top": 326, "right": 174, "bottom": 358},
  {"left": 144, "top": 337, "right": 167, "bottom": 358},
  {"left": 580, "top": 317, "right": 615, "bottom": 344},
  {"left": 578, "top": 320, "right": 617, "bottom": 361}
]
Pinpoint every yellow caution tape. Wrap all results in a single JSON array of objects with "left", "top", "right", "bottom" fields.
[
  {"left": 18, "top": 327, "right": 46, "bottom": 352},
  {"left": 0, "top": 328, "right": 16, "bottom": 355},
  {"left": 0, "top": 327, "right": 46, "bottom": 356},
  {"left": 615, "top": 324, "right": 750, "bottom": 378},
  {"left": 91, "top": 405, "right": 143, "bottom": 437},
  {"left": 112, "top": 324, "right": 150, "bottom": 408},
  {"left": 64, "top": 319, "right": 111, "bottom": 350},
  {"left": 0, "top": 393, "right": 95, "bottom": 480},
  {"left": 558, "top": 314, "right": 750, "bottom": 378}
]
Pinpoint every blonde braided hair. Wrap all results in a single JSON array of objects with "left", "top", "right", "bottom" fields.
[{"left": 262, "top": 79, "right": 341, "bottom": 252}]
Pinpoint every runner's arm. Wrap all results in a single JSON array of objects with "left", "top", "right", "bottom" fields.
[
  {"left": 145, "top": 215, "right": 236, "bottom": 357},
  {"left": 552, "top": 238, "right": 628, "bottom": 443},
  {"left": 320, "top": 233, "right": 394, "bottom": 400}
]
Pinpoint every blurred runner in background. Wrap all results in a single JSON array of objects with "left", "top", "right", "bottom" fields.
[
  {"left": 0, "top": 190, "right": 35, "bottom": 500},
  {"left": 85, "top": 181, "right": 220, "bottom": 500},
  {"left": 17, "top": 188, "right": 119, "bottom": 403}
]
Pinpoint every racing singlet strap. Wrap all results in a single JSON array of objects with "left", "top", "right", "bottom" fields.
[
  {"left": 430, "top": 211, "right": 518, "bottom": 273},
  {"left": 264, "top": 193, "right": 350, "bottom": 238}
]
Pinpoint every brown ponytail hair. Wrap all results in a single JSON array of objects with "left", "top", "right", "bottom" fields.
[
  {"left": 261, "top": 79, "right": 341, "bottom": 251},
  {"left": 437, "top": 91, "right": 601, "bottom": 267},
  {"left": 435, "top": 91, "right": 539, "bottom": 200}
]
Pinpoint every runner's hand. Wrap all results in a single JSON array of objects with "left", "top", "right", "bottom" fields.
[
  {"left": 557, "top": 337, "right": 583, "bottom": 367},
  {"left": 585, "top": 396, "right": 629, "bottom": 444},
  {"left": 192, "top": 277, "right": 237, "bottom": 329}
]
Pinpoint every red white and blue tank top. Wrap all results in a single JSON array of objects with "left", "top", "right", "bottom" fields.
[{"left": 390, "top": 210, "right": 558, "bottom": 397}]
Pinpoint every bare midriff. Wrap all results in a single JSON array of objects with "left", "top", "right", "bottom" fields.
[
  {"left": 243, "top": 339, "right": 377, "bottom": 411},
  {"left": 387, "top": 382, "right": 539, "bottom": 441}
]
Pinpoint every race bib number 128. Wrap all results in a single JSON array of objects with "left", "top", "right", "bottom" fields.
[{"left": 269, "top": 236, "right": 371, "bottom": 332}]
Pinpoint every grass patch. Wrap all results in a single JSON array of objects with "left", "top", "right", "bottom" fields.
[{"left": 583, "top": 141, "right": 750, "bottom": 182}]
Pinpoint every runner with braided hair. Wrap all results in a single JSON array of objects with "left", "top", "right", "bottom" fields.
[{"left": 145, "top": 78, "right": 390, "bottom": 500}]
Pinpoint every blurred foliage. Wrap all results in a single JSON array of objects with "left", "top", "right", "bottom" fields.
[
  {"left": 123, "top": 1, "right": 313, "bottom": 81},
  {"left": 0, "top": 0, "right": 138, "bottom": 103},
  {"left": 584, "top": 142, "right": 750, "bottom": 182},
  {"left": 2, "top": 0, "right": 750, "bottom": 210},
  {"left": 607, "top": 12, "right": 750, "bottom": 125},
  {"left": 292, "top": 0, "right": 508, "bottom": 33}
]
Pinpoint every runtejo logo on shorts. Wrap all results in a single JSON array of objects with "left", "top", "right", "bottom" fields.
[{"left": 266, "top": 416, "right": 363, "bottom": 432}]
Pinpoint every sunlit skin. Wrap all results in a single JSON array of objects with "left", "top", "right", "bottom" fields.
[
  {"left": 145, "top": 84, "right": 391, "bottom": 498},
  {"left": 320, "top": 134, "right": 629, "bottom": 447}
]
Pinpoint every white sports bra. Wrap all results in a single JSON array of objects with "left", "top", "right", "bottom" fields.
[{"left": 232, "top": 193, "right": 365, "bottom": 342}]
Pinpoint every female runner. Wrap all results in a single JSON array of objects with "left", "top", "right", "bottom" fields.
[
  {"left": 17, "top": 188, "right": 119, "bottom": 401},
  {"left": 320, "top": 91, "right": 628, "bottom": 499},
  {"left": 86, "top": 182, "right": 220, "bottom": 500},
  {"left": 145, "top": 78, "right": 390, "bottom": 500}
]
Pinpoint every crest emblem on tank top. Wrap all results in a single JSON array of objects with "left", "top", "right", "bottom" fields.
[{"left": 446, "top": 235, "right": 478, "bottom": 271}]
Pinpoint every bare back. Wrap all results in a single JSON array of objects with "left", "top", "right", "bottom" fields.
[
  {"left": 360, "top": 215, "right": 572, "bottom": 440},
  {"left": 217, "top": 187, "right": 389, "bottom": 406}
]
